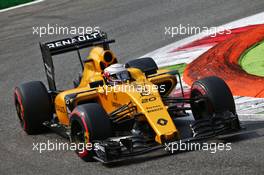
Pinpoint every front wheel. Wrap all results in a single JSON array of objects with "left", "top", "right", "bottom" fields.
[
  {"left": 190, "top": 76, "right": 236, "bottom": 120},
  {"left": 70, "top": 103, "right": 113, "bottom": 162}
]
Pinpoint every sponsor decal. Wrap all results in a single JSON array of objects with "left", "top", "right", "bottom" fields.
[
  {"left": 45, "top": 32, "right": 104, "bottom": 49},
  {"left": 146, "top": 105, "right": 163, "bottom": 113},
  {"left": 112, "top": 101, "right": 122, "bottom": 108},
  {"left": 55, "top": 104, "right": 67, "bottom": 113}
]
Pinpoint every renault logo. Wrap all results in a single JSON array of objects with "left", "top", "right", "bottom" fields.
[{"left": 157, "top": 118, "right": 167, "bottom": 126}]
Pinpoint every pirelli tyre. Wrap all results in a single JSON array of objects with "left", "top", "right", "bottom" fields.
[
  {"left": 70, "top": 103, "right": 113, "bottom": 162},
  {"left": 125, "top": 57, "right": 158, "bottom": 76},
  {"left": 190, "top": 76, "right": 236, "bottom": 120},
  {"left": 14, "top": 81, "right": 52, "bottom": 134}
]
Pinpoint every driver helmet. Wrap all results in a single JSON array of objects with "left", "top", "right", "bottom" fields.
[{"left": 103, "top": 64, "right": 130, "bottom": 85}]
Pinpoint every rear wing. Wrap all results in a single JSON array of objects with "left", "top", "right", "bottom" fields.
[{"left": 39, "top": 31, "right": 115, "bottom": 91}]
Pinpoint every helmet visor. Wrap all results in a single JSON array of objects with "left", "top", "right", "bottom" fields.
[{"left": 116, "top": 71, "right": 130, "bottom": 82}]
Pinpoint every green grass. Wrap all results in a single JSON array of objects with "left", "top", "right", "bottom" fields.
[
  {"left": 240, "top": 41, "right": 264, "bottom": 77},
  {"left": 0, "top": 0, "right": 34, "bottom": 9},
  {"left": 162, "top": 63, "right": 187, "bottom": 75}
]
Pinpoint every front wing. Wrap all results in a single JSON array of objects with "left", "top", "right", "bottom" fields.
[{"left": 93, "top": 111, "right": 242, "bottom": 164}]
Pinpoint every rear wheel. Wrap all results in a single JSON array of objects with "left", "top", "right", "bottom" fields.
[
  {"left": 14, "top": 81, "right": 52, "bottom": 134},
  {"left": 190, "top": 76, "right": 236, "bottom": 120},
  {"left": 125, "top": 57, "right": 158, "bottom": 76},
  {"left": 70, "top": 103, "right": 113, "bottom": 162}
]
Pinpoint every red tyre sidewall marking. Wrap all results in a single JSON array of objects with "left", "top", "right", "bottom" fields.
[
  {"left": 191, "top": 84, "right": 214, "bottom": 113},
  {"left": 14, "top": 89, "right": 26, "bottom": 130},
  {"left": 191, "top": 84, "right": 207, "bottom": 96},
  {"left": 70, "top": 110, "right": 89, "bottom": 158}
]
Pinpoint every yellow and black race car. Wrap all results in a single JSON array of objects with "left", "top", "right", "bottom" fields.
[{"left": 14, "top": 31, "right": 241, "bottom": 163}]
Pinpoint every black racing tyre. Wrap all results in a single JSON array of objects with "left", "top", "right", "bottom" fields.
[
  {"left": 125, "top": 57, "right": 158, "bottom": 76},
  {"left": 190, "top": 76, "right": 236, "bottom": 120},
  {"left": 70, "top": 103, "right": 113, "bottom": 162},
  {"left": 14, "top": 81, "right": 52, "bottom": 134}
]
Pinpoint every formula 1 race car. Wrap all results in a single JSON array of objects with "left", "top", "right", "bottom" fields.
[{"left": 14, "top": 31, "right": 241, "bottom": 163}]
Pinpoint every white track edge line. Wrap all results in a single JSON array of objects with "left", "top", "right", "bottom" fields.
[{"left": 0, "top": 0, "right": 44, "bottom": 13}]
